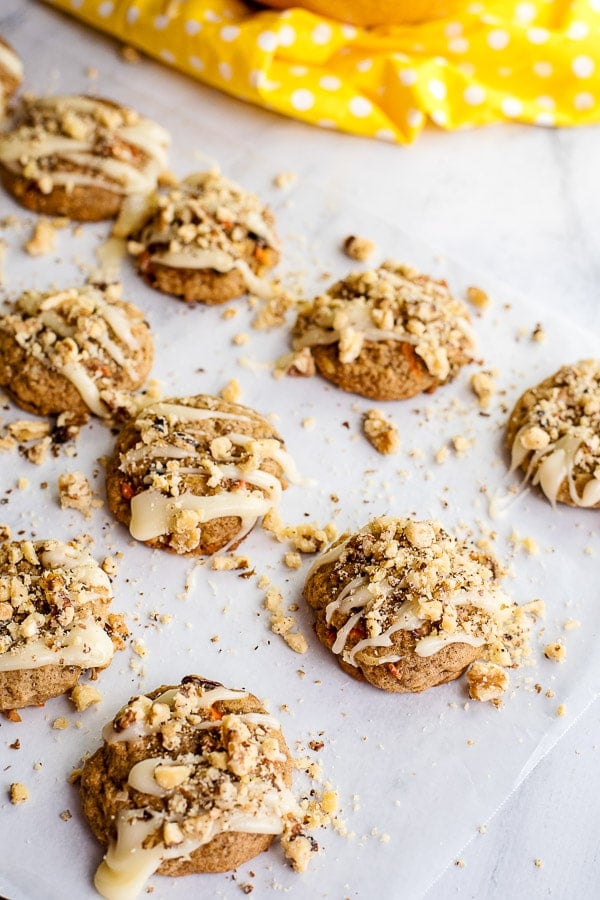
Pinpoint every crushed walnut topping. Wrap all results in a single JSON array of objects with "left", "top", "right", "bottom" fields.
[
  {"left": 100, "top": 678, "right": 317, "bottom": 885},
  {"left": 508, "top": 359, "right": 600, "bottom": 507},
  {"left": 362, "top": 409, "right": 400, "bottom": 455},
  {"left": 470, "top": 369, "right": 497, "bottom": 409},
  {"left": 342, "top": 235, "right": 375, "bottom": 262},
  {"left": 0, "top": 539, "right": 119, "bottom": 666},
  {"left": 306, "top": 516, "right": 533, "bottom": 672},
  {"left": 264, "top": 587, "right": 309, "bottom": 654},
  {"left": 9, "top": 782, "right": 29, "bottom": 804},
  {"left": 0, "top": 94, "right": 169, "bottom": 197},
  {"left": 466, "top": 661, "right": 509, "bottom": 702},
  {"left": 543, "top": 641, "right": 566, "bottom": 662},
  {"left": 273, "top": 347, "right": 316, "bottom": 379},
  {"left": 58, "top": 471, "right": 100, "bottom": 518},
  {"left": 292, "top": 262, "right": 476, "bottom": 379},
  {"left": 24, "top": 219, "right": 57, "bottom": 256},
  {"left": 263, "top": 508, "right": 338, "bottom": 554}
]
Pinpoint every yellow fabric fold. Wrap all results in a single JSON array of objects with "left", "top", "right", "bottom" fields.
[{"left": 43, "top": 1, "right": 600, "bottom": 143}]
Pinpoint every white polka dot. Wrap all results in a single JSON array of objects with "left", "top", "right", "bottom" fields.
[
  {"left": 431, "top": 109, "right": 447, "bottom": 126},
  {"left": 97, "top": 1, "right": 114, "bottom": 17},
  {"left": 160, "top": 49, "right": 175, "bottom": 63},
  {"left": 356, "top": 58, "right": 373, "bottom": 73},
  {"left": 445, "top": 22, "right": 463, "bottom": 37},
  {"left": 428, "top": 79, "right": 446, "bottom": 101},
  {"left": 458, "top": 62, "right": 476, "bottom": 78},
  {"left": 515, "top": 2, "right": 536, "bottom": 22},
  {"left": 290, "top": 66, "right": 308, "bottom": 77},
  {"left": 502, "top": 97, "right": 523, "bottom": 117},
  {"left": 434, "top": 56, "right": 448, "bottom": 67},
  {"left": 448, "top": 38, "right": 469, "bottom": 53},
  {"left": 257, "top": 31, "right": 278, "bottom": 52},
  {"left": 204, "top": 10, "right": 221, "bottom": 22},
  {"left": 189, "top": 56, "right": 204, "bottom": 70},
  {"left": 185, "top": 20, "right": 201, "bottom": 35},
  {"left": 349, "top": 96, "right": 373, "bottom": 117},
  {"left": 319, "top": 75, "right": 341, "bottom": 91},
  {"left": 312, "top": 23, "right": 333, "bottom": 45},
  {"left": 527, "top": 27, "right": 549, "bottom": 44},
  {"left": 487, "top": 29, "right": 509, "bottom": 50},
  {"left": 535, "top": 112, "right": 555, "bottom": 127},
  {"left": 567, "top": 21, "right": 590, "bottom": 39},
  {"left": 533, "top": 61, "right": 553, "bottom": 77},
  {"left": 341, "top": 25, "right": 357, "bottom": 39},
  {"left": 154, "top": 15, "right": 169, "bottom": 29},
  {"left": 278, "top": 25, "right": 296, "bottom": 47},
  {"left": 536, "top": 95, "right": 555, "bottom": 110},
  {"left": 219, "top": 26, "right": 239, "bottom": 42},
  {"left": 376, "top": 129, "right": 396, "bottom": 142},
  {"left": 125, "top": 7, "right": 139, "bottom": 25},
  {"left": 464, "top": 84, "right": 486, "bottom": 106},
  {"left": 572, "top": 55, "right": 595, "bottom": 78},
  {"left": 249, "top": 69, "right": 264, "bottom": 88},
  {"left": 399, "top": 69, "right": 417, "bottom": 86},
  {"left": 291, "top": 89, "right": 315, "bottom": 111},
  {"left": 217, "top": 62, "right": 231, "bottom": 80},
  {"left": 407, "top": 108, "right": 424, "bottom": 128},
  {"left": 574, "top": 91, "right": 594, "bottom": 110}
]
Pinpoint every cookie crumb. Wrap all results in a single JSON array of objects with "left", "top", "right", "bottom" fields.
[
  {"left": 556, "top": 703, "right": 566, "bottom": 717},
  {"left": 120, "top": 44, "right": 142, "bottom": 64},
  {"left": 455, "top": 859, "right": 466, "bottom": 868},
  {"left": 534, "top": 858, "right": 543, "bottom": 868},
  {"left": 59, "top": 809, "right": 73, "bottom": 821},
  {"left": 273, "top": 347, "right": 315, "bottom": 379},
  {"left": 466, "top": 285, "right": 490, "bottom": 308},
  {"left": 52, "top": 717, "right": 69, "bottom": 730},
  {"left": 220, "top": 378, "right": 241, "bottom": 403},
  {"left": 343, "top": 235, "right": 375, "bottom": 262},
  {"left": 467, "top": 661, "right": 509, "bottom": 702},
  {"left": 284, "top": 552, "right": 302, "bottom": 569},
  {"left": 273, "top": 171, "right": 297, "bottom": 189},
  {"left": 362, "top": 409, "right": 399, "bottom": 455},
  {"left": 563, "top": 619, "right": 580, "bottom": 631},
  {"left": 58, "top": 471, "right": 97, "bottom": 517},
  {"left": 470, "top": 370, "right": 497, "bottom": 409},
  {"left": 70, "top": 684, "right": 103, "bottom": 711},
  {"left": 9, "top": 782, "right": 29, "bottom": 804},
  {"left": 24, "top": 219, "right": 56, "bottom": 256},
  {"left": 544, "top": 642, "right": 566, "bottom": 662},
  {"left": 531, "top": 323, "right": 546, "bottom": 343},
  {"left": 211, "top": 554, "right": 251, "bottom": 571}
]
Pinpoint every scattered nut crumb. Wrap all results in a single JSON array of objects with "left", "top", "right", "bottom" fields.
[
  {"left": 467, "top": 661, "right": 509, "bottom": 702},
  {"left": 273, "top": 171, "right": 298, "bottom": 189},
  {"left": 532, "top": 323, "right": 546, "bottom": 342},
  {"left": 9, "top": 782, "right": 29, "bottom": 804},
  {"left": 120, "top": 44, "right": 141, "bottom": 64},
  {"left": 544, "top": 642, "right": 566, "bottom": 662},
  {"left": 470, "top": 370, "right": 497, "bottom": 409},
  {"left": 59, "top": 809, "right": 72, "bottom": 821},
  {"left": 211, "top": 554, "right": 251, "bottom": 571},
  {"left": 24, "top": 219, "right": 56, "bottom": 256},
  {"left": 343, "top": 234, "right": 375, "bottom": 261},
  {"left": 556, "top": 703, "right": 566, "bottom": 717},
  {"left": 362, "top": 409, "right": 399, "bottom": 455},
  {"left": 52, "top": 717, "right": 69, "bottom": 730},
  {"left": 534, "top": 858, "right": 543, "bottom": 868},
  {"left": 466, "top": 285, "right": 490, "bottom": 308},
  {"left": 273, "top": 347, "right": 315, "bottom": 379},
  {"left": 58, "top": 471, "right": 98, "bottom": 517},
  {"left": 220, "top": 378, "right": 241, "bottom": 403},
  {"left": 284, "top": 551, "right": 302, "bottom": 569},
  {"left": 232, "top": 332, "right": 249, "bottom": 346},
  {"left": 70, "top": 684, "right": 102, "bottom": 711},
  {"left": 563, "top": 619, "right": 580, "bottom": 631}
]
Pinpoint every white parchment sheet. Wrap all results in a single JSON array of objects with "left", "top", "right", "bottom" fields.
[{"left": 0, "top": 12, "right": 598, "bottom": 900}]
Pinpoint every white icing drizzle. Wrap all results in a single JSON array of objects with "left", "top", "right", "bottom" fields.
[
  {"left": 0, "top": 621, "right": 114, "bottom": 672},
  {"left": 511, "top": 427, "right": 600, "bottom": 508},
  {"left": 414, "top": 631, "right": 485, "bottom": 658},
  {"left": 142, "top": 402, "right": 250, "bottom": 425},
  {"left": 0, "top": 42, "right": 23, "bottom": 80}
]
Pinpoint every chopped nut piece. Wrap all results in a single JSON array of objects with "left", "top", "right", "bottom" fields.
[
  {"left": 24, "top": 219, "right": 56, "bottom": 256},
  {"left": 466, "top": 285, "right": 490, "bottom": 308},
  {"left": 211, "top": 555, "right": 251, "bottom": 571},
  {"left": 70, "top": 684, "right": 103, "bottom": 711},
  {"left": 220, "top": 378, "right": 241, "bottom": 403},
  {"left": 343, "top": 234, "right": 376, "bottom": 261},
  {"left": 9, "top": 782, "right": 29, "bottom": 804},
  {"left": 532, "top": 323, "right": 546, "bottom": 343},
  {"left": 284, "top": 632, "right": 308, "bottom": 654},
  {"left": 58, "top": 471, "right": 95, "bottom": 517},
  {"left": 7, "top": 420, "right": 51, "bottom": 442},
  {"left": 284, "top": 552, "right": 302, "bottom": 569},
  {"left": 470, "top": 370, "right": 496, "bottom": 409},
  {"left": 53, "top": 717, "right": 69, "bottom": 730},
  {"left": 544, "top": 641, "right": 566, "bottom": 662},
  {"left": 273, "top": 171, "right": 297, "bottom": 189},
  {"left": 273, "top": 347, "right": 316, "bottom": 379},
  {"left": 467, "top": 661, "right": 509, "bottom": 702},
  {"left": 362, "top": 409, "right": 399, "bottom": 455}
]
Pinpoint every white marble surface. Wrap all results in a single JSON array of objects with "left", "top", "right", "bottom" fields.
[{"left": 2, "top": 2, "right": 600, "bottom": 898}]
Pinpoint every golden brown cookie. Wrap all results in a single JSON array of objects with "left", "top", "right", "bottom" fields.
[
  {"left": 303, "top": 516, "right": 531, "bottom": 693},
  {"left": 80, "top": 676, "right": 314, "bottom": 896},
  {"left": 0, "top": 284, "right": 154, "bottom": 423},
  {"left": 0, "top": 538, "right": 125, "bottom": 710},
  {"left": 0, "top": 36, "right": 22, "bottom": 116},
  {"left": 126, "top": 170, "right": 280, "bottom": 304},
  {"left": 106, "top": 394, "right": 301, "bottom": 555},
  {"left": 292, "top": 262, "right": 476, "bottom": 400},
  {"left": 506, "top": 358, "right": 600, "bottom": 508},
  {"left": 0, "top": 95, "right": 170, "bottom": 219}
]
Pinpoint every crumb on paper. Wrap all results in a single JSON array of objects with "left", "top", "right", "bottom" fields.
[
  {"left": 232, "top": 332, "right": 249, "bottom": 346},
  {"left": 556, "top": 703, "right": 566, "bottom": 717},
  {"left": 9, "top": 782, "right": 29, "bottom": 804},
  {"left": 120, "top": 44, "right": 142, "bottom": 64},
  {"left": 273, "top": 347, "right": 316, "bottom": 379},
  {"left": 467, "top": 661, "right": 509, "bottom": 702},
  {"left": 24, "top": 219, "right": 56, "bottom": 256},
  {"left": 52, "top": 717, "right": 69, "bottom": 730},
  {"left": 211, "top": 554, "right": 251, "bottom": 571},
  {"left": 252, "top": 289, "right": 297, "bottom": 331},
  {"left": 455, "top": 859, "right": 466, "bottom": 868},
  {"left": 343, "top": 234, "right": 376, "bottom": 261},
  {"left": 59, "top": 809, "right": 72, "bottom": 821},
  {"left": 273, "top": 171, "right": 298, "bottom": 189},
  {"left": 564, "top": 619, "right": 581, "bottom": 631},
  {"left": 302, "top": 417, "right": 315, "bottom": 430},
  {"left": 58, "top": 471, "right": 99, "bottom": 517},
  {"left": 70, "top": 684, "right": 102, "bottom": 711},
  {"left": 451, "top": 434, "right": 471, "bottom": 456},
  {"left": 466, "top": 285, "right": 490, "bottom": 309},
  {"left": 284, "top": 551, "right": 302, "bottom": 569},
  {"left": 7, "top": 420, "right": 51, "bottom": 442},
  {"left": 220, "top": 378, "right": 241, "bottom": 403},
  {"left": 263, "top": 508, "right": 337, "bottom": 553},
  {"left": 263, "top": 585, "right": 308, "bottom": 654},
  {"left": 470, "top": 369, "right": 497, "bottom": 409},
  {"left": 532, "top": 323, "right": 546, "bottom": 343},
  {"left": 131, "top": 639, "right": 148, "bottom": 658},
  {"left": 17, "top": 477, "right": 29, "bottom": 491},
  {"left": 101, "top": 556, "right": 118, "bottom": 577},
  {"left": 362, "top": 409, "right": 399, "bottom": 455},
  {"left": 534, "top": 858, "right": 543, "bottom": 868},
  {"left": 221, "top": 307, "right": 238, "bottom": 320},
  {"left": 544, "top": 641, "right": 566, "bottom": 662},
  {"left": 509, "top": 530, "right": 539, "bottom": 555}
]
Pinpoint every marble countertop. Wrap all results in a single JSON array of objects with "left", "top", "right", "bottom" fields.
[{"left": 2, "top": 2, "right": 600, "bottom": 898}]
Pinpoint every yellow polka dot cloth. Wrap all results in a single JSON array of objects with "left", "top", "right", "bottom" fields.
[{"left": 45, "top": 0, "right": 600, "bottom": 143}]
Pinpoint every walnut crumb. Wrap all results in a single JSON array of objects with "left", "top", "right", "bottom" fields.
[
  {"left": 58, "top": 471, "right": 96, "bottom": 517},
  {"left": 59, "top": 809, "right": 72, "bottom": 821},
  {"left": 273, "top": 171, "right": 297, "bottom": 189},
  {"left": 362, "top": 409, "right": 399, "bottom": 455},
  {"left": 544, "top": 642, "right": 566, "bottom": 662},
  {"left": 9, "top": 782, "right": 29, "bottom": 804},
  {"left": 52, "top": 717, "right": 69, "bottom": 730},
  {"left": 24, "top": 219, "right": 56, "bottom": 256},
  {"left": 273, "top": 347, "right": 315, "bottom": 378},
  {"left": 556, "top": 703, "right": 566, "bottom": 717},
  {"left": 466, "top": 285, "right": 490, "bottom": 308},
  {"left": 534, "top": 858, "right": 543, "bottom": 868},
  {"left": 563, "top": 619, "right": 580, "bottom": 631},
  {"left": 284, "top": 551, "right": 302, "bottom": 569},
  {"left": 343, "top": 234, "right": 375, "bottom": 261},
  {"left": 211, "top": 554, "right": 250, "bottom": 571},
  {"left": 532, "top": 323, "right": 546, "bottom": 342},
  {"left": 470, "top": 370, "right": 497, "bottom": 409},
  {"left": 70, "top": 684, "right": 102, "bottom": 711},
  {"left": 467, "top": 661, "right": 509, "bottom": 702},
  {"left": 220, "top": 378, "right": 241, "bottom": 403}
]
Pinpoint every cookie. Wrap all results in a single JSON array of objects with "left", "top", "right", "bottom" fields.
[
  {"left": 292, "top": 262, "right": 476, "bottom": 400},
  {"left": 0, "top": 36, "right": 23, "bottom": 116},
  {"left": 0, "top": 538, "right": 124, "bottom": 709},
  {"left": 106, "top": 394, "right": 300, "bottom": 555},
  {"left": 0, "top": 94, "right": 170, "bottom": 219},
  {"left": 80, "top": 676, "right": 313, "bottom": 897},
  {"left": 303, "top": 516, "right": 531, "bottom": 693},
  {"left": 0, "top": 284, "right": 154, "bottom": 423},
  {"left": 506, "top": 358, "right": 600, "bottom": 508},
  {"left": 126, "top": 170, "right": 280, "bottom": 304}
]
